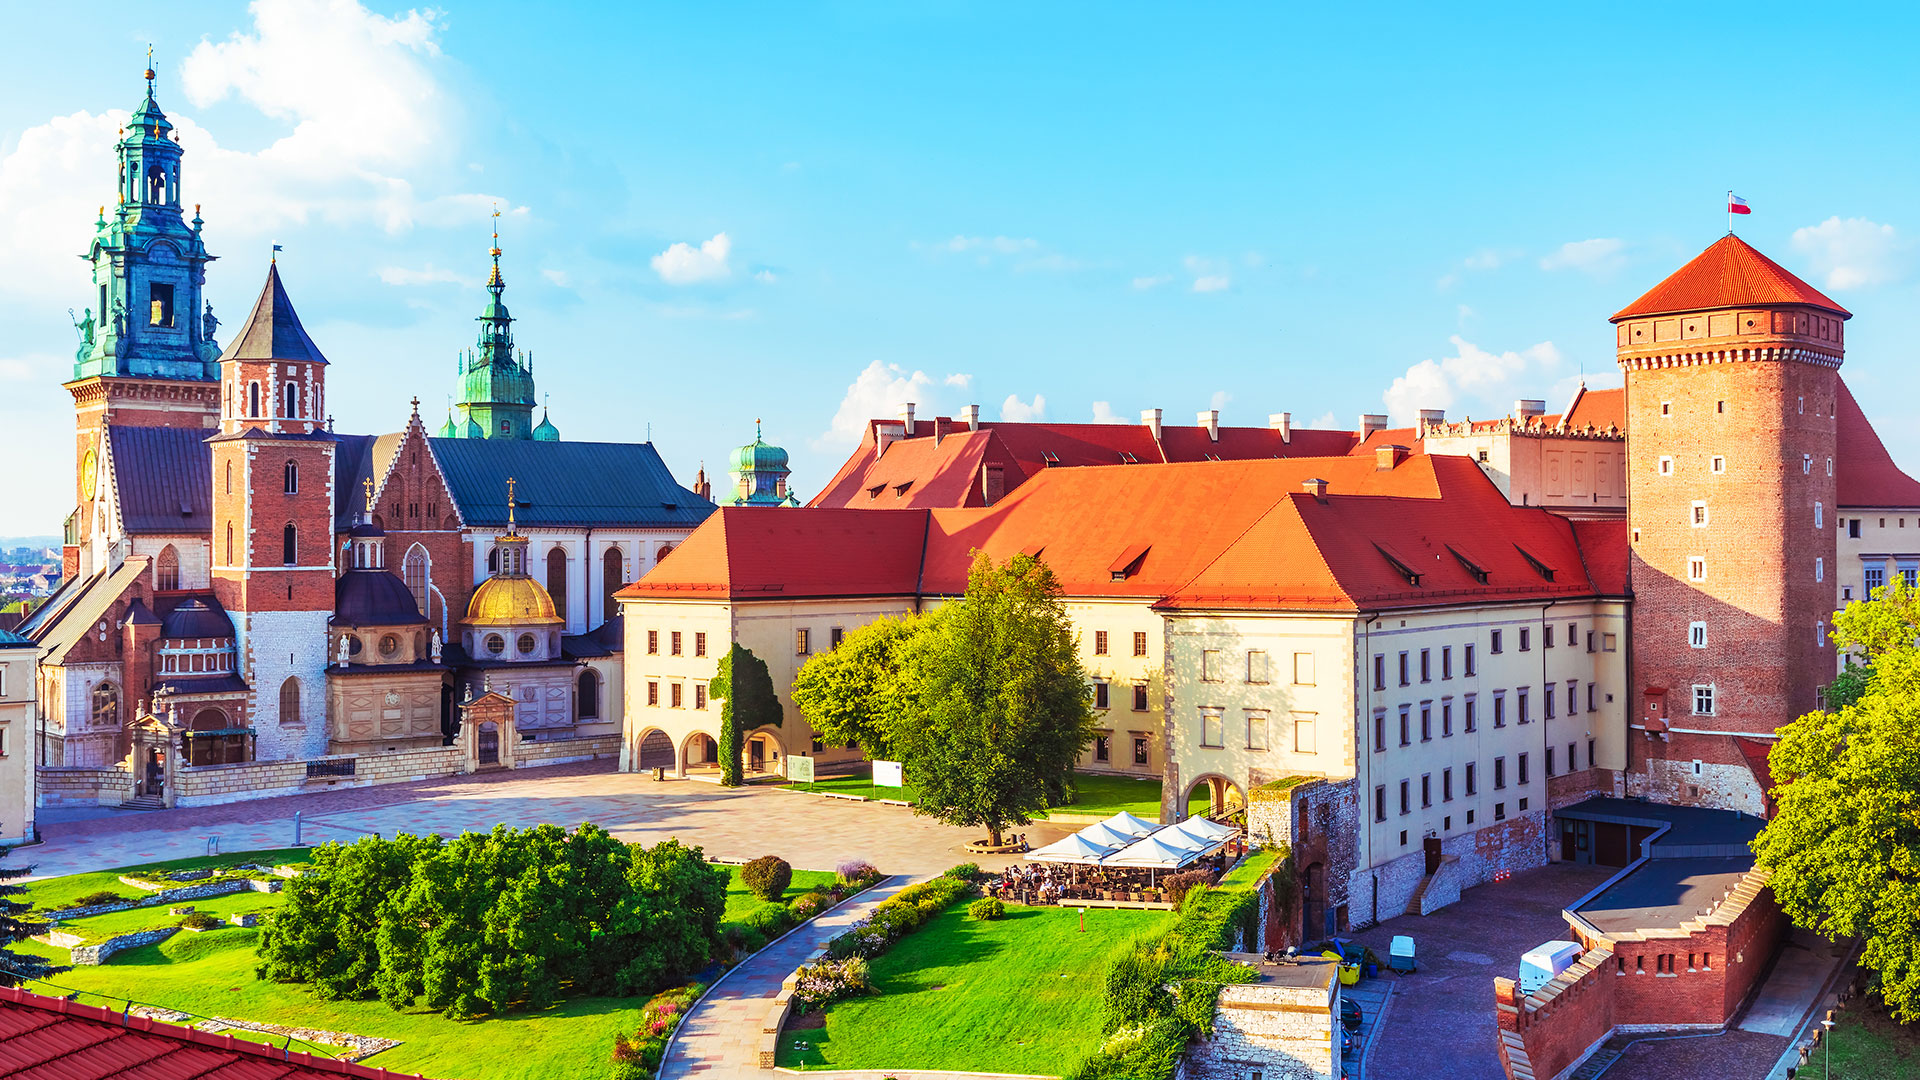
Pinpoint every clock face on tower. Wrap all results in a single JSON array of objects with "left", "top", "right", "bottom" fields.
[{"left": 81, "top": 447, "right": 97, "bottom": 501}]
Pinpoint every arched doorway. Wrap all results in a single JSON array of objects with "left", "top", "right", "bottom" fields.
[
  {"left": 184, "top": 708, "right": 248, "bottom": 766},
  {"left": 681, "top": 731, "right": 718, "bottom": 775},
  {"left": 637, "top": 729, "right": 675, "bottom": 772},
  {"left": 1185, "top": 774, "right": 1247, "bottom": 821},
  {"left": 577, "top": 669, "right": 600, "bottom": 720},
  {"left": 746, "top": 731, "right": 781, "bottom": 776}
]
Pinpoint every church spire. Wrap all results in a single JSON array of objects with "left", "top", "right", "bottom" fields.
[{"left": 447, "top": 206, "right": 542, "bottom": 439}]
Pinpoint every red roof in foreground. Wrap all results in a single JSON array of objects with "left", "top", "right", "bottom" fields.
[
  {"left": 619, "top": 506, "right": 931, "bottom": 600},
  {"left": 1835, "top": 379, "right": 1920, "bottom": 508},
  {"left": 0, "top": 986, "right": 422, "bottom": 1079},
  {"left": 1612, "top": 235, "right": 1849, "bottom": 321}
]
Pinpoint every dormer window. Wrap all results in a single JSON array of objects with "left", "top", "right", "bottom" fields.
[
  {"left": 1375, "top": 543, "right": 1422, "bottom": 587},
  {"left": 1447, "top": 545, "right": 1489, "bottom": 584},
  {"left": 1042, "top": 451, "right": 1060, "bottom": 465},
  {"left": 1514, "top": 544, "right": 1555, "bottom": 582},
  {"left": 1108, "top": 543, "right": 1150, "bottom": 582}
]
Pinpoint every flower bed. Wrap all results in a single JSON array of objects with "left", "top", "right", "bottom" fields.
[{"left": 610, "top": 983, "right": 704, "bottom": 1080}]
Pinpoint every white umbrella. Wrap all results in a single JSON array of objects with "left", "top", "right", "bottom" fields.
[
  {"left": 1074, "top": 821, "right": 1139, "bottom": 849},
  {"left": 1171, "top": 815, "right": 1237, "bottom": 842},
  {"left": 1028, "top": 832, "right": 1118, "bottom": 865},
  {"left": 1149, "top": 821, "right": 1219, "bottom": 854},
  {"left": 1105, "top": 833, "right": 1201, "bottom": 870},
  {"left": 1101, "top": 810, "right": 1160, "bottom": 839}
]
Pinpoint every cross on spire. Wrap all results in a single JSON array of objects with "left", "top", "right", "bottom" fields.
[
  {"left": 506, "top": 476, "right": 517, "bottom": 534},
  {"left": 145, "top": 44, "right": 155, "bottom": 87},
  {"left": 363, "top": 477, "right": 374, "bottom": 516}
]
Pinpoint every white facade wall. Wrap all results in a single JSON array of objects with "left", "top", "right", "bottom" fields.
[
  {"left": 129, "top": 534, "right": 212, "bottom": 591},
  {"left": 1064, "top": 598, "right": 1166, "bottom": 776},
  {"left": 0, "top": 645, "right": 37, "bottom": 844},
  {"left": 239, "top": 610, "right": 332, "bottom": 760},
  {"left": 471, "top": 527, "right": 696, "bottom": 634}
]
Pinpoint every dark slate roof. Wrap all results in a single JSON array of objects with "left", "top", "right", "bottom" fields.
[
  {"left": 159, "top": 597, "right": 232, "bottom": 640},
  {"left": 333, "top": 569, "right": 428, "bottom": 626},
  {"left": 0, "top": 628, "right": 30, "bottom": 647},
  {"left": 333, "top": 432, "right": 407, "bottom": 531},
  {"left": 155, "top": 674, "right": 249, "bottom": 697},
  {"left": 123, "top": 599, "right": 161, "bottom": 626},
  {"left": 1555, "top": 797, "right": 1762, "bottom": 856},
  {"left": 562, "top": 613, "right": 624, "bottom": 658},
  {"left": 429, "top": 438, "right": 717, "bottom": 529},
  {"left": 1574, "top": 856, "right": 1756, "bottom": 935},
  {"left": 220, "top": 262, "right": 329, "bottom": 365},
  {"left": 109, "top": 426, "right": 212, "bottom": 534}
]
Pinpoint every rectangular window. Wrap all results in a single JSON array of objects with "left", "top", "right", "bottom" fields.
[
  {"left": 1815, "top": 502, "right": 1824, "bottom": 529},
  {"left": 1567, "top": 681, "right": 1578, "bottom": 717},
  {"left": 646, "top": 681, "right": 659, "bottom": 706},
  {"left": 1201, "top": 709, "right": 1224, "bottom": 748},
  {"left": 1093, "top": 681, "right": 1110, "bottom": 710},
  {"left": 1399, "top": 704, "right": 1411, "bottom": 747},
  {"left": 1493, "top": 692, "right": 1506, "bottom": 728},
  {"left": 1465, "top": 695, "right": 1478, "bottom": 732},
  {"left": 1494, "top": 756, "right": 1507, "bottom": 790},
  {"left": 1421, "top": 773, "right": 1432, "bottom": 808},
  {"left": 1399, "top": 779, "right": 1411, "bottom": 816},
  {"left": 1693, "top": 685, "right": 1715, "bottom": 716},
  {"left": 695, "top": 632, "right": 707, "bottom": 657},
  {"left": 1420, "top": 648, "right": 1432, "bottom": 682},
  {"left": 1133, "top": 737, "right": 1149, "bottom": 766},
  {"left": 1545, "top": 687, "right": 1556, "bottom": 720},
  {"left": 1518, "top": 752, "right": 1530, "bottom": 785},
  {"left": 1442, "top": 698, "right": 1453, "bottom": 737},
  {"left": 694, "top": 683, "right": 707, "bottom": 710},
  {"left": 149, "top": 282, "right": 175, "bottom": 327},
  {"left": 830, "top": 627, "right": 844, "bottom": 649},
  {"left": 1849, "top": 518, "right": 1862, "bottom": 539},
  {"left": 1690, "top": 621, "right": 1707, "bottom": 648},
  {"left": 1712, "top": 455, "right": 1726, "bottom": 474},
  {"left": 1294, "top": 652, "right": 1315, "bottom": 685},
  {"left": 648, "top": 630, "right": 659, "bottom": 655},
  {"left": 1544, "top": 625, "right": 1555, "bottom": 649},
  {"left": 1094, "top": 630, "right": 1109, "bottom": 655},
  {"left": 1203, "top": 649, "right": 1223, "bottom": 682},
  {"left": 670, "top": 682, "right": 683, "bottom": 708},
  {"left": 1816, "top": 557, "right": 1825, "bottom": 583},
  {"left": 1568, "top": 741, "right": 1578, "bottom": 770},
  {"left": 1466, "top": 762, "right": 1478, "bottom": 796},
  {"left": 1495, "top": 801, "right": 1507, "bottom": 822},
  {"left": 1692, "top": 501, "right": 1709, "bottom": 527},
  {"left": 1519, "top": 627, "right": 1531, "bottom": 652},
  {"left": 1398, "top": 651, "right": 1410, "bottom": 686},
  {"left": 1442, "top": 767, "right": 1454, "bottom": 802},
  {"left": 1602, "top": 633, "right": 1618, "bottom": 652},
  {"left": 1246, "top": 711, "right": 1269, "bottom": 750},
  {"left": 1490, "top": 630, "right": 1503, "bottom": 654},
  {"left": 1465, "top": 643, "right": 1476, "bottom": 675},
  {"left": 1658, "top": 455, "right": 1674, "bottom": 475},
  {"left": 1442, "top": 646, "right": 1453, "bottom": 679},
  {"left": 1133, "top": 631, "right": 1148, "bottom": 657},
  {"left": 1518, "top": 687, "right": 1530, "bottom": 723},
  {"left": 1294, "top": 713, "right": 1316, "bottom": 753},
  {"left": 1373, "top": 654, "right": 1386, "bottom": 691},
  {"left": 1588, "top": 738, "right": 1596, "bottom": 768},
  {"left": 1420, "top": 703, "right": 1432, "bottom": 742},
  {"left": 1133, "top": 683, "right": 1149, "bottom": 711},
  {"left": 1374, "top": 785, "right": 1387, "bottom": 823},
  {"left": 1095, "top": 735, "right": 1111, "bottom": 762},
  {"left": 1247, "top": 650, "right": 1270, "bottom": 684},
  {"left": 671, "top": 631, "right": 683, "bottom": 656},
  {"left": 1688, "top": 557, "right": 1706, "bottom": 582},
  {"left": 1866, "top": 565, "right": 1886, "bottom": 597},
  {"left": 796, "top": 629, "right": 811, "bottom": 655},
  {"left": 1373, "top": 709, "right": 1387, "bottom": 753}
]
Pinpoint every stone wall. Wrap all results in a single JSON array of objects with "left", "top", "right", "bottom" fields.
[
  {"left": 172, "top": 745, "right": 463, "bottom": 807},
  {"left": 46, "top": 876, "right": 279, "bottom": 921},
  {"left": 516, "top": 733, "right": 621, "bottom": 768},
  {"left": 1367, "top": 809, "right": 1547, "bottom": 928},
  {"left": 1546, "top": 766, "right": 1622, "bottom": 810},
  {"left": 1246, "top": 776, "right": 1357, "bottom": 942},
  {"left": 36, "top": 765, "right": 130, "bottom": 807},
  {"left": 1190, "top": 961, "right": 1338, "bottom": 1080},
  {"left": 70, "top": 926, "right": 180, "bottom": 965}
]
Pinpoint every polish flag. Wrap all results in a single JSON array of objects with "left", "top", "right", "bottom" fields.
[{"left": 1728, "top": 194, "right": 1751, "bottom": 215}]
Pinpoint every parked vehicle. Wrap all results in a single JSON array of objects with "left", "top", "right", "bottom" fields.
[{"left": 1341, "top": 995, "right": 1363, "bottom": 1034}]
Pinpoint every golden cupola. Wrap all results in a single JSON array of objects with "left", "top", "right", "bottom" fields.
[{"left": 463, "top": 478, "right": 562, "bottom": 662}]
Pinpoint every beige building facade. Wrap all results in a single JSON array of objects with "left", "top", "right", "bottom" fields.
[{"left": 0, "top": 634, "right": 35, "bottom": 844}]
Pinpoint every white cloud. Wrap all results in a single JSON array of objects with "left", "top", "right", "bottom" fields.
[
  {"left": 1192, "top": 275, "right": 1230, "bottom": 293},
  {"left": 1132, "top": 275, "right": 1172, "bottom": 290},
  {"left": 1539, "top": 238, "right": 1626, "bottom": 274},
  {"left": 651, "top": 232, "right": 733, "bottom": 285},
  {"left": 1209, "top": 390, "right": 1232, "bottom": 412},
  {"left": 754, "top": 269, "right": 778, "bottom": 284},
  {"left": 815, "top": 361, "right": 971, "bottom": 449},
  {"left": 1791, "top": 217, "right": 1907, "bottom": 289},
  {"left": 0, "top": 0, "right": 497, "bottom": 301},
  {"left": 1381, "top": 335, "right": 1564, "bottom": 425},
  {"left": 1091, "top": 401, "right": 1124, "bottom": 423},
  {"left": 540, "top": 268, "right": 571, "bottom": 288},
  {"left": 1000, "top": 393, "right": 1046, "bottom": 422},
  {"left": 1436, "top": 247, "right": 1519, "bottom": 291},
  {"left": 1182, "top": 255, "right": 1230, "bottom": 292},
  {"left": 944, "top": 235, "right": 1038, "bottom": 254},
  {"left": 377, "top": 263, "right": 470, "bottom": 287},
  {"left": 1308, "top": 411, "right": 1339, "bottom": 430}
]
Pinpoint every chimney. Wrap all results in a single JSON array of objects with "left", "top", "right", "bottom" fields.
[
  {"left": 1141, "top": 409, "right": 1163, "bottom": 440},
  {"left": 1418, "top": 408, "right": 1445, "bottom": 427},
  {"left": 1375, "top": 444, "right": 1410, "bottom": 471},
  {"left": 1358, "top": 414, "right": 1387, "bottom": 437},
  {"left": 901, "top": 402, "right": 917, "bottom": 436},
  {"left": 875, "top": 420, "right": 904, "bottom": 458},
  {"left": 1269, "top": 412, "right": 1292, "bottom": 444},
  {"left": 1198, "top": 409, "right": 1220, "bottom": 442},
  {"left": 1514, "top": 399, "right": 1546, "bottom": 421},
  {"left": 982, "top": 463, "right": 1006, "bottom": 505},
  {"left": 960, "top": 404, "right": 980, "bottom": 431},
  {"left": 1302, "top": 477, "right": 1329, "bottom": 500}
]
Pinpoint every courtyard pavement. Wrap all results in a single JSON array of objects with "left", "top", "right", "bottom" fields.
[{"left": 19, "top": 761, "right": 1077, "bottom": 879}]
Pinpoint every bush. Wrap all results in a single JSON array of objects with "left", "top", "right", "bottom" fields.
[
  {"left": 740, "top": 856, "right": 793, "bottom": 903},
  {"left": 944, "top": 862, "right": 980, "bottom": 881},
  {"left": 742, "top": 902, "right": 797, "bottom": 938},
  {"left": 967, "top": 897, "right": 1004, "bottom": 921},
  {"left": 72, "top": 891, "right": 129, "bottom": 908},
  {"left": 789, "top": 890, "right": 834, "bottom": 921},
  {"left": 610, "top": 982, "right": 705, "bottom": 1079},
  {"left": 831, "top": 875, "right": 970, "bottom": 959},
  {"left": 791, "top": 956, "right": 873, "bottom": 1012},
  {"left": 1158, "top": 869, "right": 1211, "bottom": 906},
  {"left": 178, "top": 911, "right": 222, "bottom": 931},
  {"left": 837, "top": 860, "right": 879, "bottom": 886}
]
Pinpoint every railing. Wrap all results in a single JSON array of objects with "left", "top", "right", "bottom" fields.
[{"left": 305, "top": 759, "right": 356, "bottom": 778}]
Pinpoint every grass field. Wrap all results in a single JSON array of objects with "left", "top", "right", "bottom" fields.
[
  {"left": 1826, "top": 999, "right": 1920, "bottom": 1075},
  {"left": 25, "top": 847, "right": 315, "bottom": 913},
  {"left": 784, "top": 769, "right": 1211, "bottom": 822},
  {"left": 17, "top": 849, "right": 847, "bottom": 1079},
  {"left": 775, "top": 902, "right": 1175, "bottom": 1074}
]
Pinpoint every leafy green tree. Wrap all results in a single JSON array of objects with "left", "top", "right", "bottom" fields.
[
  {"left": 792, "top": 615, "right": 928, "bottom": 760},
  {"left": 257, "top": 833, "right": 440, "bottom": 1000},
  {"left": 1754, "top": 575, "right": 1920, "bottom": 1020},
  {"left": 899, "top": 551, "right": 1097, "bottom": 845},
  {"left": 712, "top": 644, "right": 781, "bottom": 786},
  {"left": 0, "top": 846, "right": 62, "bottom": 986},
  {"left": 606, "top": 838, "right": 729, "bottom": 994}
]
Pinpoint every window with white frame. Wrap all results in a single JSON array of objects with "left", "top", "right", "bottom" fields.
[
  {"left": 1816, "top": 557, "right": 1825, "bottom": 583},
  {"left": 1803, "top": 454, "right": 1813, "bottom": 475},
  {"left": 1689, "top": 621, "right": 1707, "bottom": 649},
  {"left": 1866, "top": 564, "right": 1886, "bottom": 597},
  {"left": 1711, "top": 455, "right": 1725, "bottom": 474},
  {"left": 1691, "top": 501, "right": 1709, "bottom": 527},
  {"left": 1693, "top": 685, "right": 1715, "bottom": 716},
  {"left": 1658, "top": 455, "right": 1674, "bottom": 476},
  {"left": 1293, "top": 712, "right": 1316, "bottom": 753},
  {"left": 1246, "top": 650, "right": 1271, "bottom": 684},
  {"left": 1816, "top": 620, "right": 1826, "bottom": 647},
  {"left": 1201, "top": 708, "right": 1224, "bottom": 748},
  {"left": 1815, "top": 502, "right": 1824, "bottom": 529},
  {"left": 1687, "top": 556, "right": 1706, "bottom": 582}
]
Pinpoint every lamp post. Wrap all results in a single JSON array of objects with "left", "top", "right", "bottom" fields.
[{"left": 1823, "top": 1016, "right": 1835, "bottom": 1080}]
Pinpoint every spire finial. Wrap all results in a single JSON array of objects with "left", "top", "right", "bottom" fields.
[
  {"left": 410, "top": 395, "right": 420, "bottom": 415},
  {"left": 487, "top": 204, "right": 504, "bottom": 289},
  {"left": 145, "top": 45, "right": 155, "bottom": 87},
  {"left": 756, "top": 418, "right": 763, "bottom": 441},
  {"left": 506, "top": 476, "right": 517, "bottom": 534},
  {"left": 363, "top": 477, "right": 374, "bottom": 515}
]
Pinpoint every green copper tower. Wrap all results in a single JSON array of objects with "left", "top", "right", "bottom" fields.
[
  {"left": 447, "top": 210, "right": 549, "bottom": 440},
  {"left": 728, "top": 421, "right": 800, "bottom": 506}
]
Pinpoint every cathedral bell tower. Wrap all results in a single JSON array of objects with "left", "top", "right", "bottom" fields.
[
  {"left": 208, "top": 260, "right": 336, "bottom": 760},
  {"left": 1615, "top": 234, "right": 1846, "bottom": 815},
  {"left": 66, "top": 60, "right": 222, "bottom": 579},
  {"left": 445, "top": 210, "right": 544, "bottom": 440}
]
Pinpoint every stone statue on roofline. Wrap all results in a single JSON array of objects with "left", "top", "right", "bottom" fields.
[
  {"left": 431, "top": 629, "right": 442, "bottom": 662},
  {"left": 70, "top": 307, "right": 95, "bottom": 362}
]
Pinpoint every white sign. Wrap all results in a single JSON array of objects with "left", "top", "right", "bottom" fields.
[
  {"left": 788, "top": 755, "right": 815, "bottom": 784},
  {"left": 873, "top": 760, "right": 904, "bottom": 788}
]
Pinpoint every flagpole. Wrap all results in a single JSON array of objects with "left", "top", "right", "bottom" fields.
[{"left": 1727, "top": 190, "right": 1733, "bottom": 236}]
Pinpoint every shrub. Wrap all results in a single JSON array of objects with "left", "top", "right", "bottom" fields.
[
  {"left": 740, "top": 856, "right": 793, "bottom": 903},
  {"left": 837, "top": 860, "right": 879, "bottom": 886},
  {"left": 72, "top": 891, "right": 129, "bottom": 908},
  {"left": 742, "top": 902, "right": 797, "bottom": 938},
  {"left": 178, "top": 911, "right": 222, "bottom": 931},
  {"left": 1158, "top": 869, "right": 1211, "bottom": 906},
  {"left": 610, "top": 982, "right": 705, "bottom": 1079},
  {"left": 831, "top": 875, "right": 970, "bottom": 958},
  {"left": 789, "top": 890, "right": 833, "bottom": 921},
  {"left": 791, "top": 956, "right": 872, "bottom": 1012},
  {"left": 967, "top": 897, "right": 1004, "bottom": 921},
  {"left": 943, "top": 862, "right": 980, "bottom": 881}
]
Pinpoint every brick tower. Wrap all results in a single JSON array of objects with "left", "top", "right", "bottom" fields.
[
  {"left": 65, "top": 62, "right": 224, "bottom": 579},
  {"left": 1614, "top": 234, "right": 1848, "bottom": 814},
  {"left": 209, "top": 262, "right": 336, "bottom": 760}
]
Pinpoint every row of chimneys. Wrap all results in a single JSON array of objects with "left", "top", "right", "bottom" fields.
[{"left": 893, "top": 398, "right": 1552, "bottom": 441}]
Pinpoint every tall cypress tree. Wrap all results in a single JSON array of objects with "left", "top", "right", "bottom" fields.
[
  {"left": 711, "top": 644, "right": 781, "bottom": 786},
  {"left": 0, "top": 847, "right": 63, "bottom": 987}
]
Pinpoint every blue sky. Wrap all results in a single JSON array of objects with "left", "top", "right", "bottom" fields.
[{"left": 5, "top": 0, "right": 1919, "bottom": 535}]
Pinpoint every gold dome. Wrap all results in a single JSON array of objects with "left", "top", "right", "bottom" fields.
[{"left": 465, "top": 574, "right": 562, "bottom": 626}]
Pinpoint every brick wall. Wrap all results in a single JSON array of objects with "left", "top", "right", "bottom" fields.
[
  {"left": 172, "top": 746, "right": 462, "bottom": 807},
  {"left": 1547, "top": 767, "right": 1621, "bottom": 811},
  {"left": 36, "top": 766, "right": 130, "bottom": 807},
  {"left": 1190, "top": 969, "right": 1337, "bottom": 1080},
  {"left": 1495, "top": 946, "right": 1616, "bottom": 1080},
  {"left": 516, "top": 734, "right": 621, "bottom": 767}
]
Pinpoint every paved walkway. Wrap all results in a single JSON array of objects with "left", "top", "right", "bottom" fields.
[
  {"left": 661, "top": 876, "right": 916, "bottom": 1080},
  {"left": 21, "top": 762, "right": 1074, "bottom": 879}
]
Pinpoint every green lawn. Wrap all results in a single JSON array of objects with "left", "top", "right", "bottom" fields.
[
  {"left": 18, "top": 849, "right": 850, "bottom": 1079},
  {"left": 776, "top": 903, "right": 1175, "bottom": 1075},
  {"left": 24, "top": 848, "right": 315, "bottom": 913},
  {"left": 783, "top": 769, "right": 1212, "bottom": 823},
  {"left": 1826, "top": 999, "right": 1920, "bottom": 1075}
]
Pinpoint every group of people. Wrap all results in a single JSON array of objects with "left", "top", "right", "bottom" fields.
[{"left": 985, "top": 852, "right": 1232, "bottom": 907}]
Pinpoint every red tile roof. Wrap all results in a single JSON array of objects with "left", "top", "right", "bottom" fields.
[
  {"left": 1570, "top": 519, "right": 1629, "bottom": 596},
  {"left": 1835, "top": 378, "right": 1920, "bottom": 507},
  {"left": 0, "top": 986, "right": 422, "bottom": 1080},
  {"left": 617, "top": 506, "right": 930, "bottom": 600},
  {"left": 1561, "top": 386, "right": 1624, "bottom": 432},
  {"left": 1612, "top": 235, "right": 1849, "bottom": 321}
]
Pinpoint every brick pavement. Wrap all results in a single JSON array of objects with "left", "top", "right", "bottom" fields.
[{"left": 21, "top": 762, "right": 1075, "bottom": 879}]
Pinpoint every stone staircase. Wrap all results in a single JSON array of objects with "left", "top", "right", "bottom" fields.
[
  {"left": 1404, "top": 854, "right": 1461, "bottom": 917},
  {"left": 117, "top": 794, "right": 165, "bottom": 811}
]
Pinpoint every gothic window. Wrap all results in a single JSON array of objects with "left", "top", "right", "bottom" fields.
[
  {"left": 224, "top": 460, "right": 232, "bottom": 494},
  {"left": 225, "top": 523, "right": 234, "bottom": 564},
  {"left": 248, "top": 382, "right": 261, "bottom": 418},
  {"left": 487, "top": 546, "right": 499, "bottom": 573},
  {"left": 577, "top": 669, "right": 600, "bottom": 719},
  {"left": 547, "top": 548, "right": 569, "bottom": 622},
  {"left": 403, "top": 545, "right": 430, "bottom": 617},
  {"left": 284, "top": 460, "right": 299, "bottom": 494},
  {"left": 279, "top": 678, "right": 301, "bottom": 725},
  {"left": 602, "top": 547, "right": 624, "bottom": 614},
  {"left": 283, "top": 381, "right": 300, "bottom": 418},
  {"left": 155, "top": 544, "right": 180, "bottom": 590},
  {"left": 91, "top": 682, "right": 120, "bottom": 729},
  {"left": 282, "top": 523, "right": 297, "bottom": 566}
]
